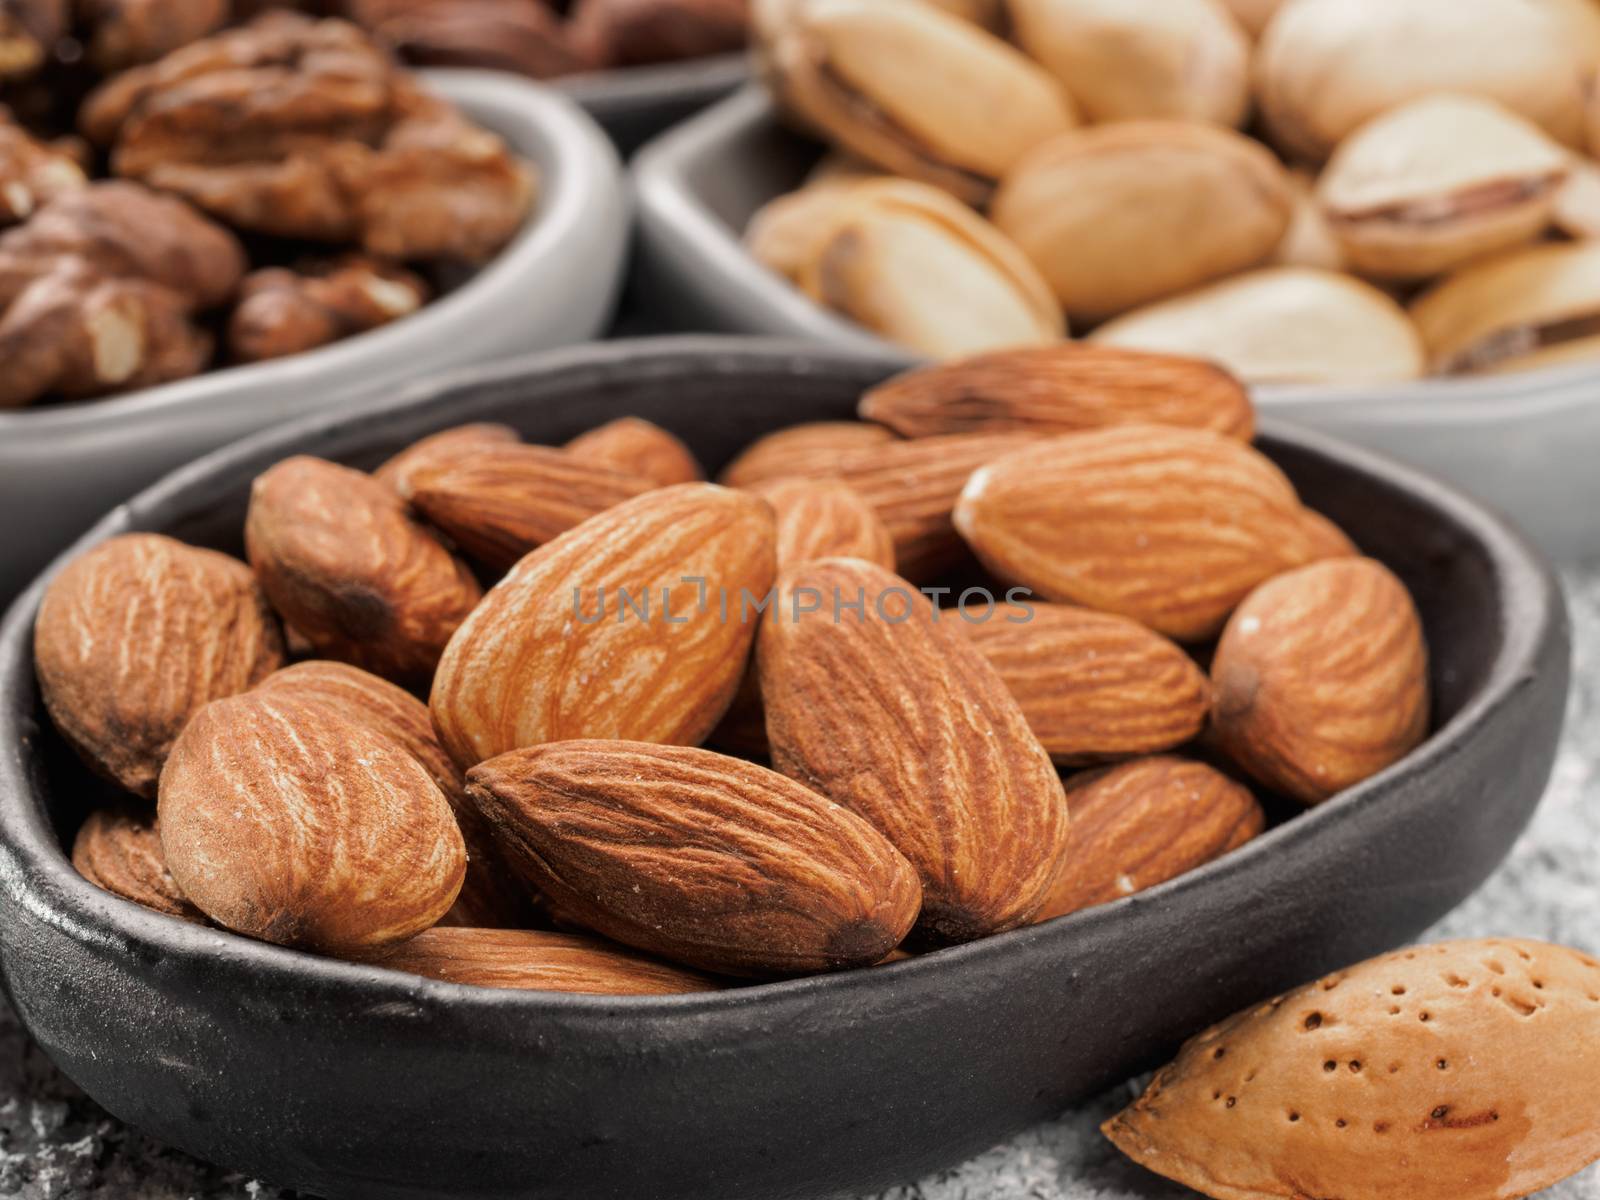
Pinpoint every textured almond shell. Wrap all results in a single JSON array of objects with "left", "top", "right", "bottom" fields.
[
  {"left": 1210, "top": 557, "right": 1430, "bottom": 805},
  {"left": 564, "top": 417, "right": 704, "bottom": 487},
  {"left": 372, "top": 423, "right": 522, "bottom": 500},
  {"left": 430, "top": 483, "right": 777, "bottom": 768},
  {"left": 1036, "top": 756, "right": 1262, "bottom": 921},
  {"left": 244, "top": 456, "right": 482, "bottom": 687},
  {"left": 72, "top": 805, "right": 206, "bottom": 922},
  {"left": 1104, "top": 938, "right": 1600, "bottom": 1200},
  {"left": 366, "top": 927, "right": 720, "bottom": 995},
  {"left": 34, "top": 533, "right": 285, "bottom": 798},
  {"left": 859, "top": 344, "right": 1254, "bottom": 442},
  {"left": 965, "top": 602, "right": 1211, "bottom": 764},
  {"left": 466, "top": 740, "right": 922, "bottom": 976},
  {"left": 158, "top": 692, "right": 466, "bottom": 953},
  {"left": 954, "top": 427, "right": 1317, "bottom": 641},
  {"left": 718, "top": 421, "right": 897, "bottom": 489},
  {"left": 758, "top": 557, "right": 1070, "bottom": 945}
]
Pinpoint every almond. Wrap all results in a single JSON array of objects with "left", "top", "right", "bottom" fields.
[
  {"left": 366, "top": 927, "right": 721, "bottom": 995},
  {"left": 965, "top": 601, "right": 1211, "bottom": 764},
  {"left": 245, "top": 456, "right": 482, "bottom": 687},
  {"left": 71, "top": 805, "right": 206, "bottom": 922},
  {"left": 465, "top": 740, "right": 922, "bottom": 977},
  {"left": 1301, "top": 506, "right": 1361, "bottom": 560},
  {"left": 859, "top": 344, "right": 1255, "bottom": 441},
  {"left": 159, "top": 691, "right": 466, "bottom": 953},
  {"left": 564, "top": 417, "right": 704, "bottom": 487},
  {"left": 407, "top": 442, "right": 654, "bottom": 571},
  {"left": 755, "top": 476, "right": 897, "bottom": 570},
  {"left": 1210, "top": 557, "right": 1430, "bottom": 805},
  {"left": 1035, "top": 756, "right": 1263, "bottom": 921},
  {"left": 34, "top": 533, "right": 285, "bottom": 798},
  {"left": 254, "top": 661, "right": 532, "bottom": 929},
  {"left": 1104, "top": 939, "right": 1600, "bottom": 1200},
  {"left": 372, "top": 422, "right": 522, "bottom": 499},
  {"left": 430, "top": 483, "right": 777, "bottom": 768},
  {"left": 717, "top": 420, "right": 896, "bottom": 488},
  {"left": 758, "top": 557, "right": 1070, "bottom": 945},
  {"left": 953, "top": 426, "right": 1318, "bottom": 640}
]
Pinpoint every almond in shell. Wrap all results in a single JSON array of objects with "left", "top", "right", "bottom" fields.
[
  {"left": 564, "top": 417, "right": 705, "bottom": 487},
  {"left": 372, "top": 422, "right": 522, "bottom": 500},
  {"left": 72, "top": 804, "right": 206, "bottom": 922},
  {"left": 718, "top": 420, "right": 896, "bottom": 489}
]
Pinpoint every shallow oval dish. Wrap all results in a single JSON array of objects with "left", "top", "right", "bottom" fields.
[
  {"left": 0, "top": 70, "right": 628, "bottom": 606},
  {"left": 631, "top": 87, "right": 1600, "bottom": 560},
  {"left": 0, "top": 338, "right": 1569, "bottom": 1200}
]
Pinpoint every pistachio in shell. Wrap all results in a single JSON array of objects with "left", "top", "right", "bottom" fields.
[
  {"left": 1256, "top": 0, "right": 1597, "bottom": 161},
  {"left": 915, "top": 0, "right": 1003, "bottom": 26},
  {"left": 1219, "top": 0, "right": 1282, "bottom": 37},
  {"left": 754, "top": 0, "right": 1077, "bottom": 206},
  {"left": 1272, "top": 168, "right": 1343, "bottom": 271},
  {"left": 1553, "top": 155, "right": 1600, "bottom": 239},
  {"left": 1410, "top": 240, "right": 1600, "bottom": 375},
  {"left": 1090, "top": 267, "right": 1426, "bottom": 386},
  {"left": 1008, "top": 0, "right": 1251, "bottom": 128},
  {"left": 991, "top": 120, "right": 1292, "bottom": 322},
  {"left": 1318, "top": 94, "right": 1569, "bottom": 281}
]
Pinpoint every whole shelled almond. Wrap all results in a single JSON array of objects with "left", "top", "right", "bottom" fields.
[
  {"left": 1210, "top": 557, "right": 1429, "bottom": 805},
  {"left": 1104, "top": 939, "right": 1600, "bottom": 1200},
  {"left": 430, "top": 484, "right": 777, "bottom": 768},
  {"left": 759, "top": 557, "right": 1070, "bottom": 945},
  {"left": 1035, "top": 756, "right": 1263, "bottom": 921},
  {"left": 755, "top": 476, "right": 897, "bottom": 569},
  {"left": 718, "top": 420, "right": 897, "bottom": 488},
  {"left": 373, "top": 423, "right": 522, "bottom": 500},
  {"left": 366, "top": 927, "right": 722, "bottom": 995},
  {"left": 565, "top": 417, "right": 704, "bottom": 487},
  {"left": 72, "top": 805, "right": 206, "bottom": 922},
  {"left": 34, "top": 533, "right": 285, "bottom": 798},
  {"left": 466, "top": 740, "right": 922, "bottom": 977},
  {"left": 953, "top": 426, "right": 1317, "bottom": 640},
  {"left": 859, "top": 345, "right": 1255, "bottom": 442},
  {"left": 245, "top": 456, "right": 481, "bottom": 687},
  {"left": 965, "top": 602, "right": 1211, "bottom": 764},
  {"left": 407, "top": 442, "right": 654, "bottom": 571},
  {"left": 159, "top": 691, "right": 466, "bottom": 953},
  {"left": 1300, "top": 507, "right": 1360, "bottom": 560}
]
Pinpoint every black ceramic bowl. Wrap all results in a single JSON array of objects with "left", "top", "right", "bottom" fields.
[{"left": 0, "top": 339, "right": 1570, "bottom": 1200}]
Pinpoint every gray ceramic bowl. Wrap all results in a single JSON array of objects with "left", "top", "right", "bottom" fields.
[
  {"left": 0, "top": 339, "right": 1570, "bottom": 1200},
  {"left": 631, "top": 88, "right": 1600, "bottom": 563},
  {"left": 559, "top": 52, "right": 748, "bottom": 153},
  {"left": 0, "top": 69, "right": 627, "bottom": 606}
]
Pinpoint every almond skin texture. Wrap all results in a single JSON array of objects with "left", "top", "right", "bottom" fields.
[
  {"left": 718, "top": 421, "right": 897, "bottom": 489},
  {"left": 564, "top": 417, "right": 705, "bottom": 487},
  {"left": 965, "top": 601, "right": 1211, "bottom": 765},
  {"left": 1300, "top": 506, "right": 1361, "bottom": 560},
  {"left": 465, "top": 740, "right": 922, "bottom": 977},
  {"left": 755, "top": 476, "right": 897, "bottom": 570},
  {"left": 408, "top": 442, "right": 656, "bottom": 571},
  {"left": 1035, "top": 756, "right": 1263, "bottom": 921},
  {"left": 366, "top": 927, "right": 721, "bottom": 995},
  {"left": 430, "top": 483, "right": 777, "bottom": 769},
  {"left": 953, "top": 426, "right": 1317, "bottom": 640},
  {"left": 758, "top": 557, "right": 1071, "bottom": 945},
  {"left": 158, "top": 691, "right": 466, "bottom": 953},
  {"left": 373, "top": 422, "right": 522, "bottom": 500},
  {"left": 72, "top": 805, "right": 206, "bottom": 922},
  {"left": 1210, "top": 557, "right": 1430, "bottom": 805},
  {"left": 254, "top": 661, "right": 533, "bottom": 929},
  {"left": 245, "top": 456, "right": 482, "bottom": 687},
  {"left": 34, "top": 533, "right": 285, "bottom": 798},
  {"left": 860, "top": 345, "right": 1255, "bottom": 441},
  {"left": 1104, "top": 939, "right": 1600, "bottom": 1200}
]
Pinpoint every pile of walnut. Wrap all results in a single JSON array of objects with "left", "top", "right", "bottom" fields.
[
  {"left": 34, "top": 344, "right": 1431, "bottom": 996},
  {"left": 0, "top": 7, "right": 533, "bottom": 409}
]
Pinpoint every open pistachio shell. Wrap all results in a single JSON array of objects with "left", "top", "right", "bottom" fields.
[
  {"left": 1272, "top": 168, "right": 1343, "bottom": 270},
  {"left": 1554, "top": 156, "right": 1600, "bottom": 239},
  {"left": 1318, "top": 94, "right": 1569, "bottom": 280},
  {"left": 746, "top": 181, "right": 865, "bottom": 280},
  {"left": 992, "top": 120, "right": 1291, "bottom": 322},
  {"left": 1411, "top": 240, "right": 1600, "bottom": 374},
  {"left": 1008, "top": 0, "right": 1251, "bottom": 127},
  {"left": 755, "top": 0, "right": 1077, "bottom": 206},
  {"left": 1257, "top": 0, "right": 1598, "bottom": 162},
  {"left": 1090, "top": 267, "right": 1426, "bottom": 385}
]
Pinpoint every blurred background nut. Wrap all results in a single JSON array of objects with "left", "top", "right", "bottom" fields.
[
  {"left": 569, "top": 0, "right": 749, "bottom": 69},
  {"left": 755, "top": 0, "right": 1077, "bottom": 206},
  {"left": 228, "top": 256, "right": 430, "bottom": 364},
  {"left": 78, "top": 0, "right": 229, "bottom": 71},
  {"left": 1271, "top": 168, "right": 1342, "bottom": 271},
  {"left": 1090, "top": 267, "right": 1426, "bottom": 386},
  {"left": 1007, "top": 0, "right": 1251, "bottom": 128},
  {"left": 0, "top": 110, "right": 86, "bottom": 227},
  {"left": 991, "top": 120, "right": 1291, "bottom": 322},
  {"left": 912, "top": 0, "right": 1003, "bottom": 27},
  {"left": 1317, "top": 94, "right": 1570, "bottom": 281},
  {"left": 342, "top": 0, "right": 595, "bottom": 78},
  {"left": 0, "top": 0, "right": 65, "bottom": 79},
  {"left": 1218, "top": 0, "right": 1282, "bottom": 38}
]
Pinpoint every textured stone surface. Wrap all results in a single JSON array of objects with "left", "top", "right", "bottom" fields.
[{"left": 3, "top": 567, "right": 1598, "bottom": 1199}]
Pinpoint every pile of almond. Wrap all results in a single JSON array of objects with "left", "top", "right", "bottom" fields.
[{"left": 34, "top": 344, "right": 1431, "bottom": 994}]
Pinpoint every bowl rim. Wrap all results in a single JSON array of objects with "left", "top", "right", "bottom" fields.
[
  {"left": 631, "top": 87, "right": 1600, "bottom": 419},
  {"left": 0, "top": 336, "right": 1563, "bottom": 1021},
  {"left": 0, "top": 69, "right": 612, "bottom": 438},
  {"left": 556, "top": 51, "right": 749, "bottom": 115}
]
